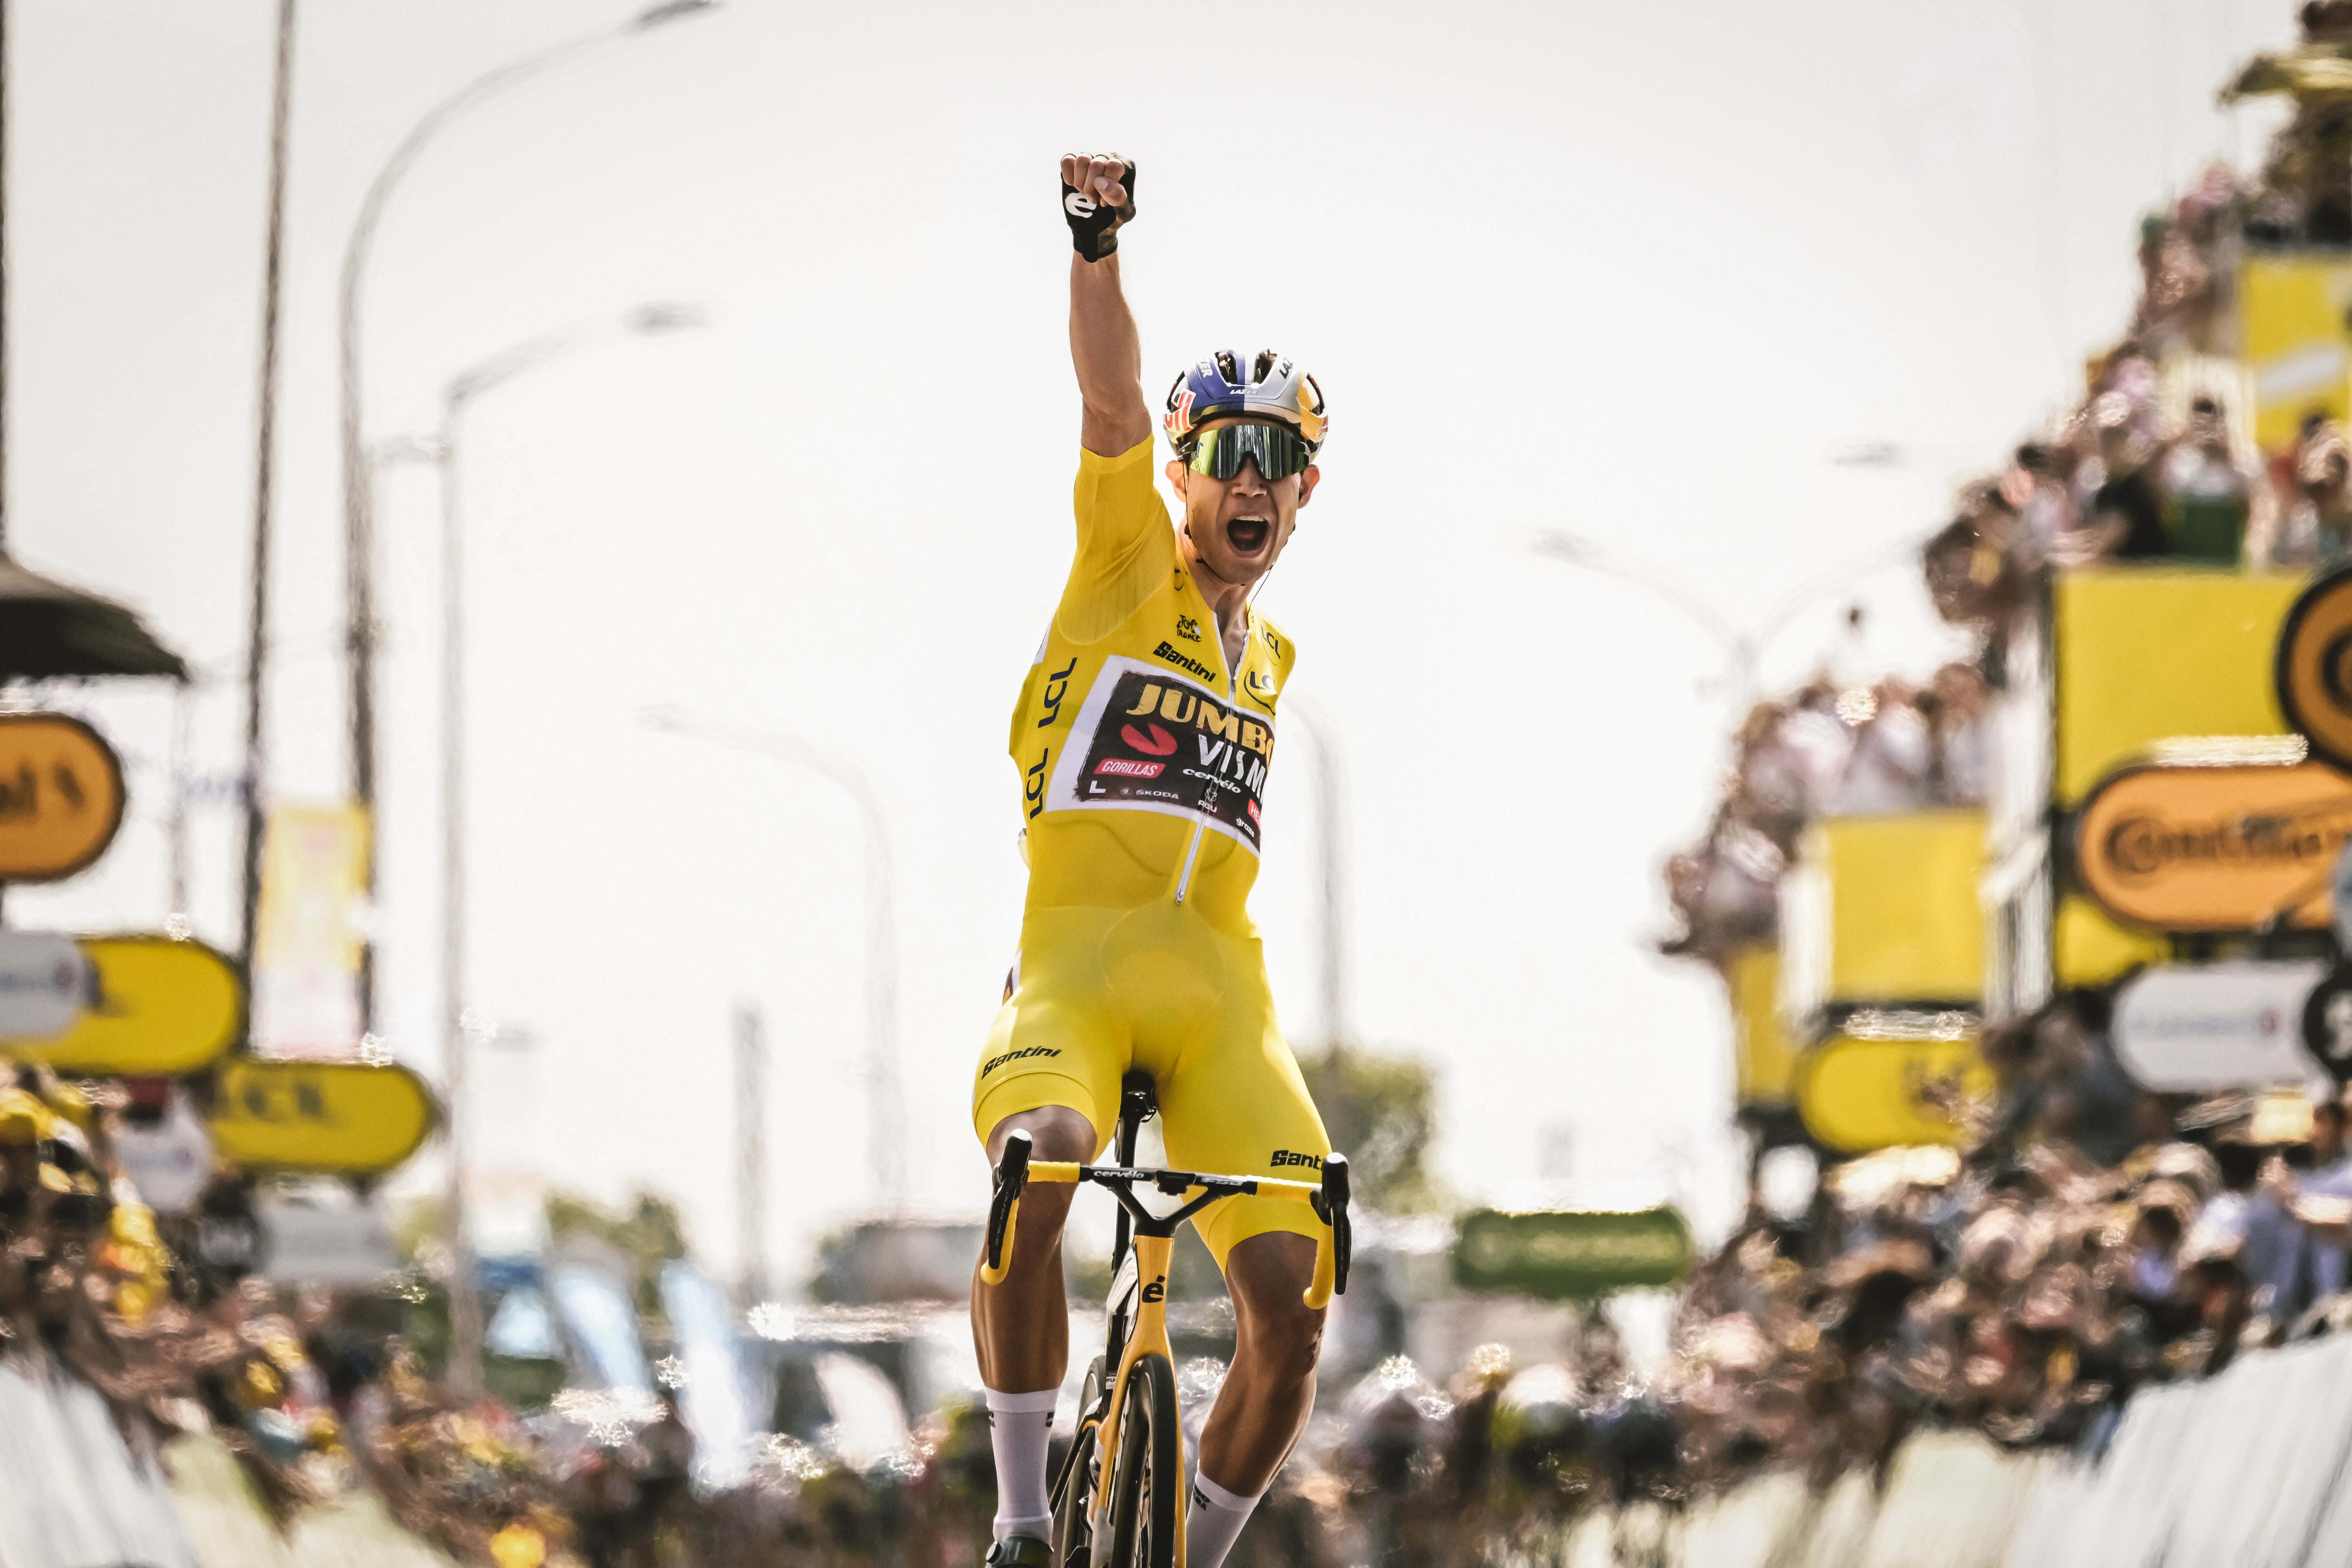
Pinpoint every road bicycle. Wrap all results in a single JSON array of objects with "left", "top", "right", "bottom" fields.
[{"left": 982, "top": 1074, "right": 1352, "bottom": 1568}]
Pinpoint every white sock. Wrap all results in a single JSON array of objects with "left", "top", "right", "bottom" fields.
[
  {"left": 1186, "top": 1470, "right": 1263, "bottom": 1568},
  {"left": 986, "top": 1386, "right": 1059, "bottom": 1542}
]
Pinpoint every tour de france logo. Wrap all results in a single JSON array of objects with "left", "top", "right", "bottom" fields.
[{"left": 2278, "top": 566, "right": 2352, "bottom": 773}]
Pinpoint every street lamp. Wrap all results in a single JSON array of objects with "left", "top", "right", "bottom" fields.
[
  {"left": 1282, "top": 703, "right": 1351, "bottom": 1052},
  {"left": 1531, "top": 528, "right": 1931, "bottom": 709},
  {"left": 390, "top": 301, "right": 705, "bottom": 1394},
  {"left": 342, "top": 0, "right": 720, "bottom": 1029},
  {"left": 637, "top": 707, "right": 907, "bottom": 1214}
]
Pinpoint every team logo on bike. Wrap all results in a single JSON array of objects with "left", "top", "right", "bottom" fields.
[{"left": 1141, "top": 1277, "right": 1166, "bottom": 1303}]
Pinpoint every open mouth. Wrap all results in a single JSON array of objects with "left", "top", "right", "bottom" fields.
[{"left": 1226, "top": 516, "right": 1272, "bottom": 556}]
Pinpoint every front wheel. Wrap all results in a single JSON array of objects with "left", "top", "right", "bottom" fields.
[
  {"left": 1052, "top": 1360, "right": 1105, "bottom": 1567},
  {"left": 1104, "top": 1352, "right": 1179, "bottom": 1568}
]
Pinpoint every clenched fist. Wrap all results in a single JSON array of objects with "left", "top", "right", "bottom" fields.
[{"left": 1060, "top": 153, "right": 1136, "bottom": 261}]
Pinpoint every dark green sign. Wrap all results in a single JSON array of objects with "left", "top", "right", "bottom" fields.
[{"left": 1452, "top": 1207, "right": 1694, "bottom": 1299}]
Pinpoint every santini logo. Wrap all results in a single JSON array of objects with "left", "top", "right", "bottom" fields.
[
  {"left": 1153, "top": 641, "right": 1219, "bottom": 683},
  {"left": 1271, "top": 1149, "right": 1323, "bottom": 1170},
  {"left": 982, "top": 1046, "right": 1060, "bottom": 1076}
]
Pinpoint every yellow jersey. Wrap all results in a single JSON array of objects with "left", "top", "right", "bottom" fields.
[{"left": 1008, "top": 439, "right": 1297, "bottom": 937}]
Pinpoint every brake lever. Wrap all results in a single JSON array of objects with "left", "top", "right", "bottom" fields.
[
  {"left": 1317, "top": 1153, "right": 1352, "bottom": 1297},
  {"left": 984, "top": 1130, "right": 1033, "bottom": 1278}
]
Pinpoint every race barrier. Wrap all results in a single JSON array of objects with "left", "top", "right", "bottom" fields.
[{"left": 1543, "top": 1326, "right": 2352, "bottom": 1566}]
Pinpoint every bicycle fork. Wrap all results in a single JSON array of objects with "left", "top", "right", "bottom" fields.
[{"left": 1091, "top": 1229, "right": 1185, "bottom": 1565}]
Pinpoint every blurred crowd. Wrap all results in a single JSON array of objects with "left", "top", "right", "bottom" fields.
[
  {"left": 1662, "top": 662, "right": 1988, "bottom": 962},
  {"left": 1923, "top": 2, "right": 2352, "bottom": 637}
]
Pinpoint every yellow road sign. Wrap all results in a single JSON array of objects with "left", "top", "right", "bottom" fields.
[
  {"left": 0, "top": 714, "right": 125, "bottom": 881},
  {"left": 2, "top": 936, "right": 241, "bottom": 1076},
  {"left": 209, "top": 1058, "right": 436, "bottom": 1175}
]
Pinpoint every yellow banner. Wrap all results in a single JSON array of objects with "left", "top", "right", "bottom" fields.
[
  {"left": 2, "top": 936, "right": 241, "bottom": 1077},
  {"left": 209, "top": 1058, "right": 436, "bottom": 1175},
  {"left": 251, "top": 804, "right": 370, "bottom": 1060},
  {"left": 0, "top": 715, "right": 125, "bottom": 882},
  {"left": 2243, "top": 254, "right": 2352, "bottom": 450},
  {"left": 2053, "top": 569, "right": 2305, "bottom": 805},
  {"left": 1726, "top": 947, "right": 1800, "bottom": 1107},
  {"left": 1806, "top": 811, "right": 1985, "bottom": 1004},
  {"left": 1797, "top": 1032, "right": 1993, "bottom": 1155}
]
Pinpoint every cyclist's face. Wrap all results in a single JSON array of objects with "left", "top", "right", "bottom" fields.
[{"left": 1165, "top": 419, "right": 1319, "bottom": 589}]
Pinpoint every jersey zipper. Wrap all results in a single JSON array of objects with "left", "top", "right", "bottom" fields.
[{"left": 1170, "top": 586, "right": 1245, "bottom": 908}]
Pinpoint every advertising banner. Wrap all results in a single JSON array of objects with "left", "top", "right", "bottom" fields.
[
  {"left": 0, "top": 932, "right": 87, "bottom": 1038},
  {"left": 0, "top": 714, "right": 124, "bottom": 881},
  {"left": 1451, "top": 1207, "right": 1693, "bottom": 1299},
  {"left": 1796, "top": 1030, "right": 1993, "bottom": 1154},
  {"left": 2074, "top": 760, "right": 2352, "bottom": 931},
  {"left": 2243, "top": 253, "right": 2352, "bottom": 450},
  {"left": 2, "top": 936, "right": 241, "bottom": 1077},
  {"left": 2112, "top": 961, "right": 2331, "bottom": 1091},
  {"left": 209, "top": 1058, "right": 436, "bottom": 1175},
  {"left": 1794, "top": 812, "right": 1985, "bottom": 1005},
  {"left": 249, "top": 803, "right": 370, "bottom": 1060},
  {"left": 2277, "top": 567, "right": 2352, "bottom": 774},
  {"left": 2053, "top": 571, "right": 2303, "bottom": 806},
  {"left": 1727, "top": 947, "right": 1800, "bottom": 1107}
]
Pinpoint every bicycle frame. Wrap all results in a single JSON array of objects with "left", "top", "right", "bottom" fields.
[{"left": 980, "top": 1093, "right": 1350, "bottom": 1568}]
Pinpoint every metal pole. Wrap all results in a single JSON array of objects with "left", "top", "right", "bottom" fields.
[
  {"left": 853, "top": 775, "right": 905, "bottom": 1208},
  {"left": 639, "top": 711, "right": 906, "bottom": 1209},
  {"left": 341, "top": 0, "right": 719, "bottom": 1034},
  {"left": 436, "top": 402, "right": 482, "bottom": 1394},
  {"left": 0, "top": 0, "right": 11, "bottom": 555},
  {"left": 1287, "top": 706, "right": 1349, "bottom": 1052},
  {"left": 239, "top": 0, "right": 297, "bottom": 977},
  {"left": 735, "top": 1002, "right": 767, "bottom": 1307}
]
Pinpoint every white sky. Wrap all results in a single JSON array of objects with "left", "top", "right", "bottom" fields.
[{"left": 5, "top": 0, "right": 2301, "bottom": 1285}]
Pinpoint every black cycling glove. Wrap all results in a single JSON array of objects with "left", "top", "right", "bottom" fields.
[{"left": 1061, "top": 160, "right": 1136, "bottom": 260}]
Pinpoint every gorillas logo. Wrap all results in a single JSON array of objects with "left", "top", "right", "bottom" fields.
[
  {"left": 1064, "top": 192, "right": 1097, "bottom": 218},
  {"left": 1119, "top": 722, "right": 1178, "bottom": 756}
]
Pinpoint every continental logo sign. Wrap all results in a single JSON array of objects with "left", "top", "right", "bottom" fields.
[
  {"left": 2278, "top": 566, "right": 2352, "bottom": 772},
  {"left": 0, "top": 715, "right": 125, "bottom": 882},
  {"left": 2074, "top": 760, "right": 2352, "bottom": 931}
]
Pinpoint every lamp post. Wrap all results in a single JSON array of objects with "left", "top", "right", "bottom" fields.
[
  {"left": 391, "top": 302, "right": 704, "bottom": 1394},
  {"left": 342, "top": 0, "right": 719, "bottom": 1031},
  {"left": 1532, "top": 529, "right": 1931, "bottom": 710},
  {"left": 639, "top": 707, "right": 906, "bottom": 1212},
  {"left": 1283, "top": 703, "right": 1350, "bottom": 1052}
]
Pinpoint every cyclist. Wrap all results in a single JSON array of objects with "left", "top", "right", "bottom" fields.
[{"left": 970, "top": 151, "right": 1333, "bottom": 1568}]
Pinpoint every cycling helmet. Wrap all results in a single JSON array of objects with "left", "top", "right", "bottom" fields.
[{"left": 1163, "top": 349, "right": 1327, "bottom": 459}]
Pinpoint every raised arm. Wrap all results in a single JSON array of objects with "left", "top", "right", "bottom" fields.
[{"left": 1061, "top": 154, "right": 1153, "bottom": 458}]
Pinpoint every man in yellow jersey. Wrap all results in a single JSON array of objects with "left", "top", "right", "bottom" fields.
[{"left": 969, "top": 152, "right": 1332, "bottom": 1568}]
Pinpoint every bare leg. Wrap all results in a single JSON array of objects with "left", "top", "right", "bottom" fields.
[
  {"left": 1195, "top": 1230, "right": 1326, "bottom": 1492},
  {"left": 972, "top": 1106, "right": 1098, "bottom": 1392}
]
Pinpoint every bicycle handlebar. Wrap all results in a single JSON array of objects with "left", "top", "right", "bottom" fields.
[{"left": 980, "top": 1134, "right": 1352, "bottom": 1309}]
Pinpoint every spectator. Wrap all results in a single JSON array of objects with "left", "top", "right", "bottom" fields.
[
  {"left": 2156, "top": 395, "right": 2268, "bottom": 564},
  {"left": 2080, "top": 393, "right": 2169, "bottom": 560}
]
